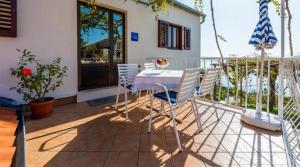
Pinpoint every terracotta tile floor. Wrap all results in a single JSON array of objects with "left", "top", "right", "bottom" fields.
[{"left": 25, "top": 95, "right": 287, "bottom": 167}]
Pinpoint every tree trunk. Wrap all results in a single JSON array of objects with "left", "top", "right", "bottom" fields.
[
  {"left": 210, "top": 0, "right": 225, "bottom": 68},
  {"left": 286, "top": 0, "right": 293, "bottom": 56},
  {"left": 269, "top": 66, "right": 278, "bottom": 112}
]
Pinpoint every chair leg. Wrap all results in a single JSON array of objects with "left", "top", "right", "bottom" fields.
[
  {"left": 169, "top": 104, "right": 183, "bottom": 152},
  {"left": 191, "top": 98, "right": 202, "bottom": 132},
  {"left": 138, "top": 89, "right": 142, "bottom": 104},
  {"left": 148, "top": 90, "right": 154, "bottom": 133},
  {"left": 162, "top": 101, "right": 168, "bottom": 115},
  {"left": 115, "top": 86, "right": 120, "bottom": 109},
  {"left": 125, "top": 90, "right": 128, "bottom": 119},
  {"left": 214, "top": 102, "right": 219, "bottom": 121}
]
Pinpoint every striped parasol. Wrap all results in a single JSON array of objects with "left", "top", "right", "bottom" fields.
[
  {"left": 249, "top": 0, "right": 278, "bottom": 113},
  {"left": 249, "top": 0, "right": 278, "bottom": 50}
]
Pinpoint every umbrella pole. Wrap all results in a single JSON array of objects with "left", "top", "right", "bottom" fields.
[{"left": 257, "top": 49, "right": 265, "bottom": 113}]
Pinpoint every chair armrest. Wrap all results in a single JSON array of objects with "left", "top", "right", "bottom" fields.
[
  {"left": 154, "top": 83, "right": 169, "bottom": 93},
  {"left": 153, "top": 83, "right": 174, "bottom": 105}
]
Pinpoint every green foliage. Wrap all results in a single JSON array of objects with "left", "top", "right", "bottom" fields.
[
  {"left": 268, "top": 0, "right": 281, "bottom": 15},
  {"left": 132, "top": 0, "right": 204, "bottom": 14},
  {"left": 209, "top": 58, "right": 283, "bottom": 114},
  {"left": 146, "top": 0, "right": 169, "bottom": 13},
  {"left": 10, "top": 49, "right": 68, "bottom": 103},
  {"left": 214, "top": 85, "right": 281, "bottom": 114},
  {"left": 80, "top": 3, "right": 123, "bottom": 36},
  {"left": 80, "top": 6, "right": 109, "bottom": 34}
]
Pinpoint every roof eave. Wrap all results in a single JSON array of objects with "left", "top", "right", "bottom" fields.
[{"left": 137, "top": 0, "right": 206, "bottom": 21}]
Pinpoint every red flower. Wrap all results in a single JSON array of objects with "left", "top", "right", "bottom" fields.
[{"left": 22, "top": 68, "right": 32, "bottom": 76}]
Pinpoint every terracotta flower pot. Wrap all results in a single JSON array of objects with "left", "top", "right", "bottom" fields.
[{"left": 30, "top": 97, "right": 55, "bottom": 119}]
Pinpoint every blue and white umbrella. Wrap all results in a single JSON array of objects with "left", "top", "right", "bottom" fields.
[
  {"left": 249, "top": 0, "right": 278, "bottom": 50},
  {"left": 249, "top": 0, "right": 278, "bottom": 113}
]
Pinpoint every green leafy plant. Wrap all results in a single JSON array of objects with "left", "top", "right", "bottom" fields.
[{"left": 10, "top": 49, "right": 68, "bottom": 103}]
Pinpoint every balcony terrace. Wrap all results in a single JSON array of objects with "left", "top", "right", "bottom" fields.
[
  {"left": 25, "top": 94, "right": 287, "bottom": 167},
  {"left": 23, "top": 55, "right": 300, "bottom": 167}
]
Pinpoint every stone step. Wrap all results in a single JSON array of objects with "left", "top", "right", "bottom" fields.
[
  {"left": 0, "top": 146, "right": 15, "bottom": 160},
  {"left": 0, "top": 147, "right": 15, "bottom": 167},
  {"left": 0, "top": 127, "right": 16, "bottom": 136},
  {"left": 0, "top": 108, "right": 18, "bottom": 167},
  {"left": 0, "top": 159, "right": 13, "bottom": 167},
  {"left": 0, "top": 136, "right": 15, "bottom": 147},
  {"left": 0, "top": 119, "right": 18, "bottom": 128}
]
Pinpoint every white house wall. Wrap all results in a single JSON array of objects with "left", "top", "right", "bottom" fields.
[{"left": 0, "top": 0, "right": 201, "bottom": 103}]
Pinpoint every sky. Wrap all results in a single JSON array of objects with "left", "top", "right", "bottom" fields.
[{"left": 178, "top": 0, "right": 300, "bottom": 57}]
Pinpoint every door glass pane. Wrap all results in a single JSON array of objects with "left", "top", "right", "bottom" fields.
[
  {"left": 112, "top": 13, "right": 124, "bottom": 63},
  {"left": 80, "top": 5, "right": 109, "bottom": 64}
]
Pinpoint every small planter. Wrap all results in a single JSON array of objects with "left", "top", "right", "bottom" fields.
[
  {"left": 10, "top": 49, "right": 67, "bottom": 120},
  {"left": 30, "top": 97, "right": 55, "bottom": 119}
]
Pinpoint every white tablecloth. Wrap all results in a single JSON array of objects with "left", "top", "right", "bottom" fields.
[{"left": 133, "top": 70, "right": 183, "bottom": 92}]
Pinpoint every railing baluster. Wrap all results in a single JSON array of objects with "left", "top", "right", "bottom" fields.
[
  {"left": 256, "top": 57, "right": 259, "bottom": 109},
  {"left": 218, "top": 69, "right": 222, "bottom": 102},
  {"left": 235, "top": 59, "right": 238, "bottom": 106},
  {"left": 245, "top": 58, "right": 248, "bottom": 109},
  {"left": 226, "top": 60, "right": 230, "bottom": 105},
  {"left": 267, "top": 59, "right": 271, "bottom": 113}
]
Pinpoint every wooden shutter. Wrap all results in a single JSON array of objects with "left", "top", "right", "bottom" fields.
[
  {"left": 158, "top": 20, "right": 168, "bottom": 48},
  {"left": 180, "top": 26, "right": 184, "bottom": 50},
  {"left": 0, "top": 0, "right": 17, "bottom": 37},
  {"left": 184, "top": 27, "right": 191, "bottom": 50}
]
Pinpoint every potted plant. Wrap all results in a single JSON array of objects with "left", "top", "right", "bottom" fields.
[{"left": 10, "top": 49, "right": 67, "bottom": 119}]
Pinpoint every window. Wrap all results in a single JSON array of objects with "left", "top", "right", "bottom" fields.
[
  {"left": 0, "top": 0, "right": 17, "bottom": 37},
  {"left": 158, "top": 20, "right": 191, "bottom": 50},
  {"left": 167, "top": 25, "right": 181, "bottom": 49}
]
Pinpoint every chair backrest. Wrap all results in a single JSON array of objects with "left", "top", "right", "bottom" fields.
[
  {"left": 176, "top": 68, "right": 201, "bottom": 103},
  {"left": 199, "top": 68, "right": 221, "bottom": 97},
  {"left": 144, "top": 63, "right": 156, "bottom": 70},
  {"left": 117, "top": 64, "right": 139, "bottom": 85}
]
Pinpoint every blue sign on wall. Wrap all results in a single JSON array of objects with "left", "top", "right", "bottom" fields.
[{"left": 131, "top": 32, "right": 139, "bottom": 42}]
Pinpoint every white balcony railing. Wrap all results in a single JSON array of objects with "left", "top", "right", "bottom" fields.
[{"left": 147, "top": 55, "right": 300, "bottom": 167}]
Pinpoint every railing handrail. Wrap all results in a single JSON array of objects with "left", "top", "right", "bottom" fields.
[{"left": 147, "top": 56, "right": 300, "bottom": 61}]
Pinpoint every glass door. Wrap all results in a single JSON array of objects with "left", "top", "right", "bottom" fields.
[{"left": 78, "top": 3, "right": 125, "bottom": 90}]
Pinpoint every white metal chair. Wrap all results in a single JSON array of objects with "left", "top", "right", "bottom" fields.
[
  {"left": 148, "top": 68, "right": 201, "bottom": 152},
  {"left": 194, "top": 68, "right": 222, "bottom": 131},
  {"left": 115, "top": 64, "right": 139, "bottom": 119},
  {"left": 144, "top": 63, "right": 156, "bottom": 70}
]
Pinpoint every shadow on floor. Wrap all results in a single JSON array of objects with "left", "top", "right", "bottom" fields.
[{"left": 25, "top": 95, "right": 287, "bottom": 167}]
